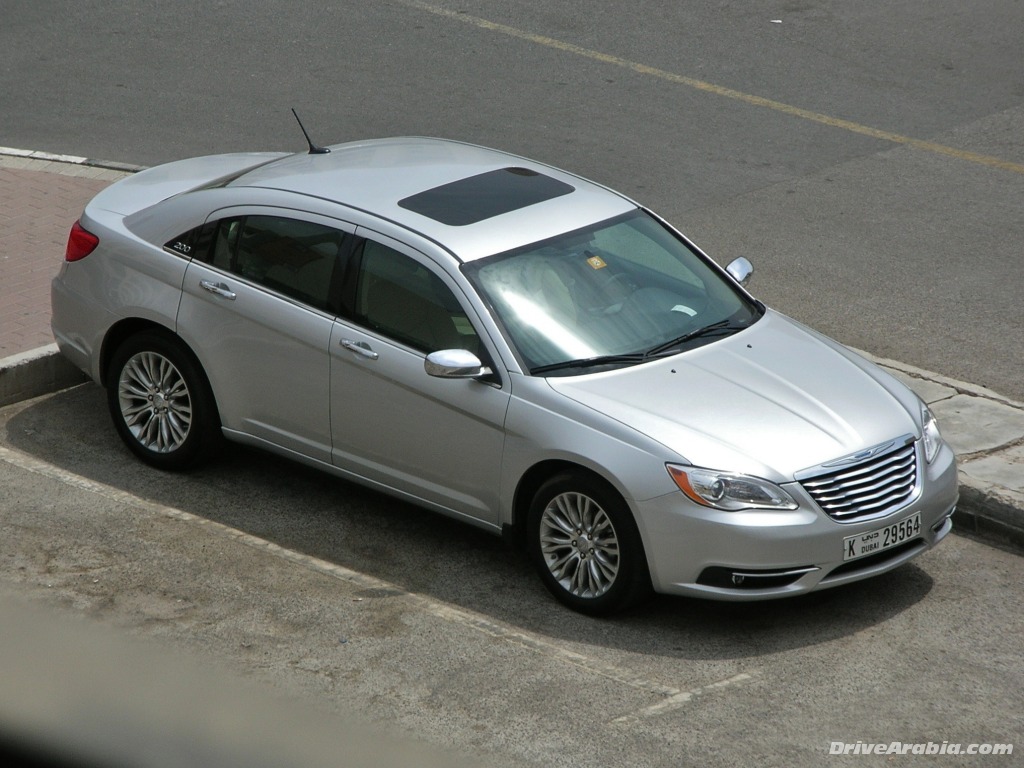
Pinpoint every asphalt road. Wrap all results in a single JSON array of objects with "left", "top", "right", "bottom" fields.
[
  {"left": 1, "top": 386, "right": 1022, "bottom": 766},
  {"left": 2, "top": 0, "right": 1023, "bottom": 398}
]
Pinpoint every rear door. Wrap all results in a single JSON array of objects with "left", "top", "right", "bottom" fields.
[{"left": 176, "top": 208, "right": 354, "bottom": 463}]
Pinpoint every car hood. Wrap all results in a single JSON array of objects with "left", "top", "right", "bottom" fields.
[{"left": 545, "top": 311, "right": 920, "bottom": 482}]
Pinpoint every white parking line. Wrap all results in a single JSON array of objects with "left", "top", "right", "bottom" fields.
[
  {"left": 0, "top": 440, "right": 756, "bottom": 716},
  {"left": 611, "top": 672, "right": 755, "bottom": 725}
]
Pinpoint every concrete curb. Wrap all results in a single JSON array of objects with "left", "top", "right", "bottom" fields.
[
  {"left": 0, "top": 345, "right": 88, "bottom": 409},
  {"left": 0, "top": 145, "right": 147, "bottom": 174},
  {"left": 855, "top": 349, "right": 1024, "bottom": 411},
  {"left": 956, "top": 484, "right": 1024, "bottom": 550}
]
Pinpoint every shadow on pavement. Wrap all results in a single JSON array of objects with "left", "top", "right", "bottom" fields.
[{"left": 2, "top": 384, "right": 935, "bottom": 662}]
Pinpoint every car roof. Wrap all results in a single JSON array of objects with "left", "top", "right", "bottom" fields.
[{"left": 228, "top": 137, "right": 637, "bottom": 262}]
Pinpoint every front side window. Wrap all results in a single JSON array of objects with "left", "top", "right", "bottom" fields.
[
  {"left": 355, "top": 240, "right": 480, "bottom": 355},
  {"left": 464, "top": 210, "right": 762, "bottom": 374},
  {"left": 205, "top": 215, "right": 345, "bottom": 312}
]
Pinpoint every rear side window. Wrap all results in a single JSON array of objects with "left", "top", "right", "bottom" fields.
[{"left": 190, "top": 215, "right": 348, "bottom": 312}]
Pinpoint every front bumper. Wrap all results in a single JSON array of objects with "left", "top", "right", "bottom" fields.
[{"left": 636, "top": 440, "right": 959, "bottom": 600}]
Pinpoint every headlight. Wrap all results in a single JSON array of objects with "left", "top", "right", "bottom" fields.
[
  {"left": 666, "top": 465, "right": 798, "bottom": 511},
  {"left": 921, "top": 402, "right": 943, "bottom": 464}
]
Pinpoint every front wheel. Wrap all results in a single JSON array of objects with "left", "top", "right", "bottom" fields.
[
  {"left": 527, "top": 472, "right": 651, "bottom": 615},
  {"left": 106, "top": 331, "right": 220, "bottom": 470}
]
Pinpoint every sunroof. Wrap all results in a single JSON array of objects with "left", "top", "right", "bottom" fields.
[{"left": 398, "top": 167, "right": 575, "bottom": 226}]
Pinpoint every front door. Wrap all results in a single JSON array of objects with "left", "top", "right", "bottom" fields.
[{"left": 329, "top": 233, "right": 509, "bottom": 525}]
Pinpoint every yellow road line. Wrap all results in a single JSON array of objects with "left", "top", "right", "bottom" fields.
[{"left": 400, "top": 0, "right": 1024, "bottom": 175}]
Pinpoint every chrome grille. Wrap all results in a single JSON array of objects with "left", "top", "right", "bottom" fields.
[{"left": 801, "top": 441, "right": 918, "bottom": 522}]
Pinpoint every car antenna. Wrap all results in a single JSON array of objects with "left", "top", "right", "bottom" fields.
[{"left": 291, "top": 108, "right": 330, "bottom": 154}]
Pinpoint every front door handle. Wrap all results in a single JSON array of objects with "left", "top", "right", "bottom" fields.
[
  {"left": 341, "top": 339, "right": 379, "bottom": 360},
  {"left": 200, "top": 280, "right": 236, "bottom": 300}
]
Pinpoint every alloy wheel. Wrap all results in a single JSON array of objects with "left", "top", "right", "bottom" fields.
[
  {"left": 539, "top": 491, "right": 620, "bottom": 598},
  {"left": 117, "top": 351, "right": 193, "bottom": 453}
]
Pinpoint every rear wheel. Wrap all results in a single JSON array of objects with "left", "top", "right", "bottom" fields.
[
  {"left": 528, "top": 472, "right": 650, "bottom": 615},
  {"left": 107, "top": 331, "right": 219, "bottom": 470}
]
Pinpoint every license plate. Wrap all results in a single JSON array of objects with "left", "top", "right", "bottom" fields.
[{"left": 843, "top": 512, "right": 921, "bottom": 561}]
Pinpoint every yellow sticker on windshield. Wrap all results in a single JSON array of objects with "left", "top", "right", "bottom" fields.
[{"left": 586, "top": 255, "right": 607, "bottom": 269}]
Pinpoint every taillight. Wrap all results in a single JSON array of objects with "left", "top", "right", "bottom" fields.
[{"left": 66, "top": 220, "right": 99, "bottom": 262}]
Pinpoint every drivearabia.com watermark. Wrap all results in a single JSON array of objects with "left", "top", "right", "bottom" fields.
[{"left": 829, "top": 741, "right": 1013, "bottom": 756}]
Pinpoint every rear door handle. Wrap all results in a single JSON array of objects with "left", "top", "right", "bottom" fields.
[
  {"left": 200, "top": 280, "right": 236, "bottom": 300},
  {"left": 341, "top": 339, "right": 379, "bottom": 360}
]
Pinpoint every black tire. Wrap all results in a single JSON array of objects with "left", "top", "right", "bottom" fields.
[
  {"left": 527, "top": 471, "right": 651, "bottom": 616},
  {"left": 106, "top": 330, "right": 220, "bottom": 470}
]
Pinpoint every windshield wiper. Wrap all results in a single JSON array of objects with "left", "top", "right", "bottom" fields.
[
  {"left": 530, "top": 353, "right": 648, "bottom": 375},
  {"left": 531, "top": 318, "right": 752, "bottom": 374},
  {"left": 644, "top": 318, "right": 748, "bottom": 358}
]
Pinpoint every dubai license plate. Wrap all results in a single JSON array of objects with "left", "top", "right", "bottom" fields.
[{"left": 843, "top": 512, "right": 921, "bottom": 561}]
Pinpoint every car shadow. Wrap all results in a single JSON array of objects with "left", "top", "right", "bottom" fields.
[{"left": 3, "top": 384, "right": 935, "bottom": 661}]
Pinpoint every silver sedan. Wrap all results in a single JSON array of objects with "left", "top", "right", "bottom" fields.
[{"left": 51, "top": 137, "right": 958, "bottom": 614}]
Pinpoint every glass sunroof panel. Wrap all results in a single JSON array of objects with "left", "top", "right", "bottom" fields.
[{"left": 398, "top": 167, "right": 575, "bottom": 226}]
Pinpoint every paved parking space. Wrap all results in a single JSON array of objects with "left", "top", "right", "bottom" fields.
[
  {"left": 1, "top": 387, "right": 1021, "bottom": 766},
  {"left": 2, "top": 3, "right": 1022, "bottom": 757}
]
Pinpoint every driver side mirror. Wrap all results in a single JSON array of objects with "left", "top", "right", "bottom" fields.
[
  {"left": 424, "top": 349, "right": 493, "bottom": 379},
  {"left": 726, "top": 257, "right": 754, "bottom": 287}
]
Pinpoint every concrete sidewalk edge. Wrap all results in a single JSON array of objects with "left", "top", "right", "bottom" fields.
[
  {"left": 0, "top": 345, "right": 88, "bottom": 409},
  {"left": 854, "top": 347, "right": 1024, "bottom": 411},
  {"left": 0, "top": 145, "right": 148, "bottom": 174},
  {"left": 956, "top": 485, "right": 1024, "bottom": 551},
  {"left": 2, "top": 344, "right": 1021, "bottom": 552}
]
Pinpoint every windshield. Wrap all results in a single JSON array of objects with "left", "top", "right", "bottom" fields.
[{"left": 464, "top": 210, "right": 762, "bottom": 375}]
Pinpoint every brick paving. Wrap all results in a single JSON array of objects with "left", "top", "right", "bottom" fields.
[{"left": 0, "top": 156, "right": 131, "bottom": 358}]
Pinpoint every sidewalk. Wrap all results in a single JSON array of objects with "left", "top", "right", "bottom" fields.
[{"left": 1, "top": 150, "right": 1021, "bottom": 548}]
